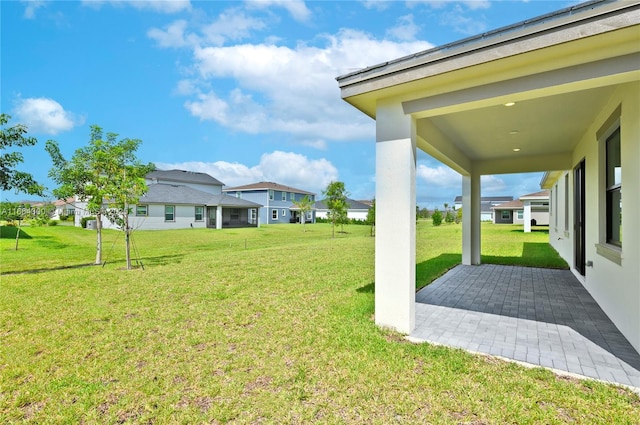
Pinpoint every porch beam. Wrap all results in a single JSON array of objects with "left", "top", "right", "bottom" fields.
[{"left": 375, "top": 100, "right": 416, "bottom": 334}]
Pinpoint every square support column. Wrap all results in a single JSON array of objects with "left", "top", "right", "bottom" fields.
[
  {"left": 462, "top": 173, "right": 481, "bottom": 265},
  {"left": 375, "top": 102, "right": 416, "bottom": 334},
  {"left": 216, "top": 206, "right": 223, "bottom": 230},
  {"left": 523, "top": 200, "right": 532, "bottom": 232}
]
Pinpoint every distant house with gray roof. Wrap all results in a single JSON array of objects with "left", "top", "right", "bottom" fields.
[
  {"left": 454, "top": 195, "right": 513, "bottom": 221},
  {"left": 223, "top": 182, "right": 316, "bottom": 225},
  {"left": 75, "top": 169, "right": 261, "bottom": 230},
  {"left": 315, "top": 198, "right": 372, "bottom": 221}
]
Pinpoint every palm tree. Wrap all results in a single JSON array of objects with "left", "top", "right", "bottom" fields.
[{"left": 291, "top": 195, "right": 314, "bottom": 232}]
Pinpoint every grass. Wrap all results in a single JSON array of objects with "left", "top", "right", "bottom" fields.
[{"left": 1, "top": 222, "right": 638, "bottom": 424}]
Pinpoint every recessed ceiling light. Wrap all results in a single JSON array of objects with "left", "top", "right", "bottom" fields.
[
  {"left": 513, "top": 148, "right": 521, "bottom": 152},
  {"left": 504, "top": 102, "right": 516, "bottom": 107},
  {"left": 509, "top": 130, "right": 519, "bottom": 135}
]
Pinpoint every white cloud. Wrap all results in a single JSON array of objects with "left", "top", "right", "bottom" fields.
[
  {"left": 417, "top": 164, "right": 461, "bottom": 188},
  {"left": 82, "top": 0, "right": 191, "bottom": 14},
  {"left": 171, "top": 28, "right": 432, "bottom": 145},
  {"left": 201, "top": 9, "right": 268, "bottom": 46},
  {"left": 245, "top": 0, "right": 311, "bottom": 22},
  {"left": 147, "top": 20, "right": 190, "bottom": 48},
  {"left": 480, "top": 175, "right": 507, "bottom": 194},
  {"left": 414, "top": 0, "right": 490, "bottom": 10},
  {"left": 156, "top": 150, "right": 338, "bottom": 194},
  {"left": 13, "top": 97, "right": 84, "bottom": 135},
  {"left": 386, "top": 14, "right": 420, "bottom": 41},
  {"left": 440, "top": 4, "right": 487, "bottom": 35},
  {"left": 21, "top": 0, "right": 46, "bottom": 19}
]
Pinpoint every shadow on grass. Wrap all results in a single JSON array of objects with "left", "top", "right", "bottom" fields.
[
  {"left": 138, "top": 254, "right": 185, "bottom": 266},
  {"left": 0, "top": 226, "right": 32, "bottom": 239},
  {"left": 509, "top": 227, "right": 549, "bottom": 234},
  {"left": 482, "top": 242, "right": 568, "bottom": 269},
  {"left": 416, "top": 253, "right": 462, "bottom": 290},
  {"left": 1, "top": 263, "right": 98, "bottom": 275}
]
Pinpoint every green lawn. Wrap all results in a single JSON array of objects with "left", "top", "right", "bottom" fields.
[{"left": 1, "top": 222, "right": 638, "bottom": 424}]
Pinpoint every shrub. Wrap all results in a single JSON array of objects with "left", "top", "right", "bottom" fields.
[
  {"left": 80, "top": 216, "right": 96, "bottom": 228},
  {"left": 431, "top": 209, "right": 443, "bottom": 226},
  {"left": 48, "top": 220, "right": 58, "bottom": 226}
]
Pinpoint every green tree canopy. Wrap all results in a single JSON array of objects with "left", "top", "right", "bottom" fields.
[
  {"left": 323, "top": 181, "right": 348, "bottom": 238},
  {"left": 0, "top": 114, "right": 43, "bottom": 196},
  {"left": 46, "top": 125, "right": 154, "bottom": 268},
  {"left": 291, "top": 195, "right": 314, "bottom": 232}
]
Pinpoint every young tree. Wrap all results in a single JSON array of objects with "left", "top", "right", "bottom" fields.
[
  {"left": 291, "top": 195, "right": 314, "bottom": 232},
  {"left": 431, "top": 208, "right": 443, "bottom": 226},
  {"left": 323, "top": 181, "right": 348, "bottom": 238},
  {"left": 365, "top": 198, "right": 375, "bottom": 237},
  {"left": 0, "top": 114, "right": 44, "bottom": 196},
  {"left": 46, "top": 126, "right": 154, "bottom": 268}
]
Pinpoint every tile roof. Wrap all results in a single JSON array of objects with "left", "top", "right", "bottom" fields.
[
  {"left": 139, "top": 184, "right": 261, "bottom": 208},
  {"left": 148, "top": 169, "right": 224, "bottom": 186},
  {"left": 223, "top": 181, "right": 315, "bottom": 195},
  {"left": 315, "top": 198, "right": 372, "bottom": 210}
]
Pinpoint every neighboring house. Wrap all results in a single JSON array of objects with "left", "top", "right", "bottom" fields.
[
  {"left": 492, "top": 190, "right": 550, "bottom": 229},
  {"left": 336, "top": 0, "right": 640, "bottom": 354},
  {"left": 315, "top": 198, "right": 372, "bottom": 221},
  {"left": 51, "top": 197, "right": 77, "bottom": 220},
  {"left": 74, "top": 169, "right": 261, "bottom": 230},
  {"left": 222, "top": 182, "right": 316, "bottom": 225},
  {"left": 454, "top": 195, "right": 513, "bottom": 221}
]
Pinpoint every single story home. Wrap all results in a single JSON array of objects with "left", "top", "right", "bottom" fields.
[
  {"left": 454, "top": 195, "right": 513, "bottom": 221},
  {"left": 75, "top": 169, "right": 261, "bottom": 230},
  {"left": 336, "top": 0, "right": 640, "bottom": 354},
  {"left": 314, "top": 198, "right": 372, "bottom": 221},
  {"left": 492, "top": 190, "right": 550, "bottom": 230}
]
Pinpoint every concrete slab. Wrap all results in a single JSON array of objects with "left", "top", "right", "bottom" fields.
[{"left": 411, "top": 264, "right": 640, "bottom": 390}]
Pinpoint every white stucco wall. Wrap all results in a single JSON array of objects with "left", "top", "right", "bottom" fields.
[{"left": 550, "top": 81, "right": 640, "bottom": 352}]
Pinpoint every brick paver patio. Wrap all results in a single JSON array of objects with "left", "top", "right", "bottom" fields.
[{"left": 410, "top": 264, "right": 640, "bottom": 389}]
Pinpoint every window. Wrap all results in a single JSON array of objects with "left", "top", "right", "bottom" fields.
[
  {"left": 194, "top": 206, "right": 204, "bottom": 221},
  {"left": 501, "top": 210, "right": 510, "bottom": 220},
  {"left": 269, "top": 190, "right": 274, "bottom": 201},
  {"left": 165, "top": 205, "right": 175, "bottom": 221},
  {"left": 230, "top": 208, "right": 240, "bottom": 221},
  {"left": 136, "top": 205, "right": 148, "bottom": 216},
  {"left": 236, "top": 192, "right": 242, "bottom": 199},
  {"left": 271, "top": 209, "right": 278, "bottom": 220},
  {"left": 282, "top": 191, "right": 286, "bottom": 201},
  {"left": 290, "top": 192, "right": 295, "bottom": 201},
  {"left": 564, "top": 174, "right": 569, "bottom": 232},
  {"left": 606, "top": 127, "right": 621, "bottom": 246},
  {"left": 282, "top": 209, "right": 286, "bottom": 217},
  {"left": 517, "top": 210, "right": 523, "bottom": 220}
]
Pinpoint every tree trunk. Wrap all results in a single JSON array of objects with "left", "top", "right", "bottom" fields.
[
  {"left": 124, "top": 212, "right": 131, "bottom": 270},
  {"left": 95, "top": 212, "right": 102, "bottom": 265},
  {"left": 14, "top": 220, "right": 21, "bottom": 251}
]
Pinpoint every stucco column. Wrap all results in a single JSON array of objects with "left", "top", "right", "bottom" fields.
[
  {"left": 216, "top": 206, "right": 223, "bottom": 230},
  {"left": 462, "top": 173, "right": 481, "bottom": 265},
  {"left": 375, "top": 101, "right": 416, "bottom": 334},
  {"left": 523, "top": 200, "right": 532, "bottom": 233}
]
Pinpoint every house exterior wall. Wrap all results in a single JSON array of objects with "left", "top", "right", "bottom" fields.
[
  {"left": 129, "top": 204, "right": 207, "bottom": 230},
  {"left": 549, "top": 81, "right": 640, "bottom": 352},
  {"left": 493, "top": 209, "right": 514, "bottom": 224},
  {"left": 225, "top": 189, "right": 315, "bottom": 224},
  {"left": 316, "top": 210, "right": 369, "bottom": 221}
]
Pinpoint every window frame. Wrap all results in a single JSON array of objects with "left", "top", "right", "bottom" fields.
[
  {"left": 282, "top": 191, "right": 286, "bottom": 201},
  {"left": 136, "top": 205, "right": 148, "bottom": 217},
  {"left": 194, "top": 206, "right": 204, "bottom": 221},
  {"left": 605, "top": 127, "right": 621, "bottom": 247},
  {"left": 271, "top": 209, "right": 278, "bottom": 220},
  {"left": 164, "top": 205, "right": 175, "bottom": 222},
  {"left": 516, "top": 210, "right": 523, "bottom": 220},
  {"left": 269, "top": 190, "right": 274, "bottom": 201}
]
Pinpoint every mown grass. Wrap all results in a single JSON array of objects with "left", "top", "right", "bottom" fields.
[{"left": 1, "top": 222, "right": 637, "bottom": 424}]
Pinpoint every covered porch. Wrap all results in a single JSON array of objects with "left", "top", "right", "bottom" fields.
[
  {"left": 337, "top": 0, "right": 640, "bottom": 361},
  {"left": 410, "top": 264, "right": 640, "bottom": 388}
]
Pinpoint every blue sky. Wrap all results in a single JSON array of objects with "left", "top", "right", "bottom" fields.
[{"left": 2, "top": 0, "right": 572, "bottom": 208}]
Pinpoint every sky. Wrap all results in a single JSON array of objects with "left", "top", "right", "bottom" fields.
[{"left": 2, "top": 0, "right": 574, "bottom": 208}]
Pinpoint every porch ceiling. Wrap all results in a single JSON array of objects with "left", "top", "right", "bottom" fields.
[{"left": 338, "top": 1, "right": 640, "bottom": 176}]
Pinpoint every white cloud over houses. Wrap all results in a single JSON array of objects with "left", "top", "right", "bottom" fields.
[
  {"left": 13, "top": 97, "right": 84, "bottom": 135},
  {"left": 148, "top": 9, "right": 433, "bottom": 147},
  {"left": 156, "top": 150, "right": 339, "bottom": 194},
  {"left": 82, "top": 0, "right": 192, "bottom": 14}
]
